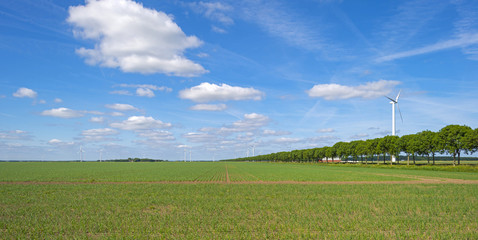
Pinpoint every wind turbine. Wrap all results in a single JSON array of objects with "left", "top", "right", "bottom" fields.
[
  {"left": 250, "top": 145, "right": 255, "bottom": 157},
  {"left": 385, "top": 90, "right": 403, "bottom": 162},
  {"left": 78, "top": 145, "right": 85, "bottom": 162}
]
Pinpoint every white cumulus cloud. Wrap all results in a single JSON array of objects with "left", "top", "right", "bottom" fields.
[
  {"left": 179, "top": 82, "right": 264, "bottom": 102},
  {"left": 82, "top": 128, "right": 118, "bottom": 136},
  {"left": 41, "top": 108, "right": 84, "bottom": 118},
  {"left": 48, "top": 139, "right": 63, "bottom": 144},
  {"left": 137, "top": 130, "right": 175, "bottom": 141},
  {"left": 307, "top": 80, "right": 400, "bottom": 100},
  {"left": 13, "top": 87, "right": 37, "bottom": 98},
  {"left": 136, "top": 88, "right": 155, "bottom": 98},
  {"left": 90, "top": 117, "right": 105, "bottom": 123},
  {"left": 105, "top": 103, "right": 138, "bottom": 111},
  {"left": 183, "top": 132, "right": 218, "bottom": 143},
  {"left": 110, "top": 116, "right": 171, "bottom": 130},
  {"left": 231, "top": 113, "right": 270, "bottom": 130},
  {"left": 0, "top": 130, "right": 31, "bottom": 140},
  {"left": 190, "top": 103, "right": 227, "bottom": 111},
  {"left": 47, "top": 139, "right": 75, "bottom": 146},
  {"left": 67, "top": 0, "right": 207, "bottom": 77},
  {"left": 81, "top": 128, "right": 119, "bottom": 142}
]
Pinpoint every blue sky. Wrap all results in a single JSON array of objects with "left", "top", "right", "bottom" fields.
[{"left": 1, "top": 0, "right": 477, "bottom": 161}]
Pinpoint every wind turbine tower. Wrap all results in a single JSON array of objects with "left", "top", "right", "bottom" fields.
[
  {"left": 99, "top": 149, "right": 103, "bottom": 162},
  {"left": 385, "top": 90, "right": 403, "bottom": 162},
  {"left": 78, "top": 145, "right": 85, "bottom": 162}
]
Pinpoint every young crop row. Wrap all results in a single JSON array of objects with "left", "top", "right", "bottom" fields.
[
  {"left": 1, "top": 184, "right": 477, "bottom": 239},
  {"left": 2, "top": 162, "right": 478, "bottom": 183}
]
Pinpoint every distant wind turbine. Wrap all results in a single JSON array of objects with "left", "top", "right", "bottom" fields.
[
  {"left": 99, "top": 149, "right": 103, "bottom": 162},
  {"left": 385, "top": 90, "right": 403, "bottom": 162},
  {"left": 78, "top": 145, "right": 85, "bottom": 162}
]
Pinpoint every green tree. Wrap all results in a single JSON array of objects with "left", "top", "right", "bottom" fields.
[
  {"left": 355, "top": 140, "right": 367, "bottom": 163},
  {"left": 325, "top": 146, "right": 336, "bottom": 163},
  {"left": 464, "top": 128, "right": 478, "bottom": 156},
  {"left": 417, "top": 130, "right": 440, "bottom": 164},
  {"left": 333, "top": 142, "right": 349, "bottom": 161},
  {"left": 439, "top": 125, "right": 472, "bottom": 165},
  {"left": 381, "top": 135, "right": 400, "bottom": 165}
]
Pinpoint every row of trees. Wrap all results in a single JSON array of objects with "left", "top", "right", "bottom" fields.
[{"left": 226, "top": 125, "right": 478, "bottom": 166}]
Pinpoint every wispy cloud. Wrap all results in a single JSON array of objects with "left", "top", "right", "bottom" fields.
[
  {"left": 317, "top": 128, "right": 335, "bottom": 133},
  {"left": 0, "top": 130, "right": 32, "bottom": 141},
  {"left": 453, "top": 0, "right": 478, "bottom": 60},
  {"left": 376, "top": 33, "right": 478, "bottom": 62},
  {"left": 188, "top": 2, "right": 234, "bottom": 25},
  {"left": 375, "top": 0, "right": 449, "bottom": 52},
  {"left": 239, "top": 0, "right": 324, "bottom": 51}
]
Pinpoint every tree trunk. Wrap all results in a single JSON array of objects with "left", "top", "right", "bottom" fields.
[
  {"left": 407, "top": 154, "right": 410, "bottom": 166},
  {"left": 377, "top": 155, "right": 379, "bottom": 165},
  {"left": 432, "top": 153, "right": 435, "bottom": 165},
  {"left": 427, "top": 154, "right": 430, "bottom": 164},
  {"left": 413, "top": 154, "right": 415, "bottom": 165},
  {"left": 390, "top": 154, "right": 393, "bottom": 166},
  {"left": 383, "top": 154, "right": 386, "bottom": 164},
  {"left": 453, "top": 152, "right": 456, "bottom": 166},
  {"left": 458, "top": 151, "right": 461, "bottom": 165}
]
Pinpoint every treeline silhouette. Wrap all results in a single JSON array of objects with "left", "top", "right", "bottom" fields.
[{"left": 224, "top": 125, "right": 478, "bottom": 166}]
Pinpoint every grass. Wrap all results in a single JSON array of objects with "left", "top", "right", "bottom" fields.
[{"left": 1, "top": 162, "right": 477, "bottom": 239}]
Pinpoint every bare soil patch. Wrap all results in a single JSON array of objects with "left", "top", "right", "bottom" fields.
[{"left": 225, "top": 165, "right": 230, "bottom": 184}]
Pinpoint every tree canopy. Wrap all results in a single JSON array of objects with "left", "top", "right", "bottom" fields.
[{"left": 224, "top": 124, "right": 477, "bottom": 165}]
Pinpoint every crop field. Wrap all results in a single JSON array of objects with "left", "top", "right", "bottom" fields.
[{"left": 1, "top": 162, "right": 478, "bottom": 239}]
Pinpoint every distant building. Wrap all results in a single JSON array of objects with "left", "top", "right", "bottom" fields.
[{"left": 319, "top": 157, "right": 341, "bottom": 163}]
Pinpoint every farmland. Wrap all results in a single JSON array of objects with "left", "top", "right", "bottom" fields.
[{"left": 1, "top": 162, "right": 478, "bottom": 239}]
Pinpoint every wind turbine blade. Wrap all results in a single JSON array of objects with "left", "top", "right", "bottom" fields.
[
  {"left": 397, "top": 103, "right": 403, "bottom": 123},
  {"left": 385, "top": 96, "right": 396, "bottom": 102},
  {"left": 395, "top": 90, "right": 401, "bottom": 102}
]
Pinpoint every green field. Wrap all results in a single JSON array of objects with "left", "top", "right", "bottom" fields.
[{"left": 1, "top": 162, "right": 477, "bottom": 239}]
